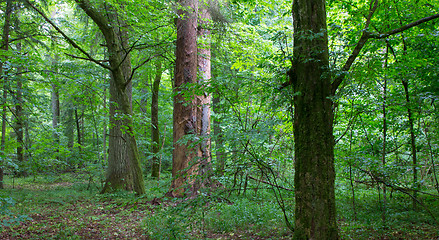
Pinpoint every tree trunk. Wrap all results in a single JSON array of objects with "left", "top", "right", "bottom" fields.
[
  {"left": 381, "top": 43, "right": 389, "bottom": 224},
  {"left": 195, "top": 1, "right": 212, "bottom": 189},
  {"left": 74, "top": 108, "right": 82, "bottom": 151},
  {"left": 75, "top": 0, "right": 145, "bottom": 194},
  {"left": 65, "top": 103, "right": 75, "bottom": 150},
  {"left": 51, "top": 58, "right": 60, "bottom": 159},
  {"left": 15, "top": 41, "right": 24, "bottom": 166},
  {"left": 170, "top": 0, "right": 198, "bottom": 197},
  {"left": 402, "top": 79, "right": 418, "bottom": 209},
  {"left": 151, "top": 60, "right": 162, "bottom": 179},
  {"left": 292, "top": 0, "right": 338, "bottom": 238},
  {"left": 102, "top": 86, "right": 107, "bottom": 165},
  {"left": 400, "top": 37, "right": 419, "bottom": 210},
  {"left": 213, "top": 92, "right": 225, "bottom": 176},
  {"left": 0, "top": 0, "right": 12, "bottom": 189}
]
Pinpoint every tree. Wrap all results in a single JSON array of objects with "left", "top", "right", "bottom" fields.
[
  {"left": 170, "top": 0, "right": 199, "bottom": 197},
  {"left": 73, "top": 0, "right": 146, "bottom": 194},
  {"left": 0, "top": 0, "right": 12, "bottom": 189},
  {"left": 24, "top": 0, "right": 146, "bottom": 194},
  {"left": 291, "top": 0, "right": 338, "bottom": 238},
  {"left": 151, "top": 60, "right": 162, "bottom": 179},
  {"left": 195, "top": 0, "right": 212, "bottom": 188},
  {"left": 290, "top": 0, "right": 439, "bottom": 238}
]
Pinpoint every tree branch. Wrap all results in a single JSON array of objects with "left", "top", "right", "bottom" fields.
[
  {"left": 24, "top": 0, "right": 111, "bottom": 70},
  {"left": 126, "top": 54, "right": 161, "bottom": 88},
  {"left": 331, "top": 0, "right": 439, "bottom": 94},
  {"left": 370, "top": 13, "right": 439, "bottom": 39},
  {"left": 331, "top": 0, "right": 379, "bottom": 94}
]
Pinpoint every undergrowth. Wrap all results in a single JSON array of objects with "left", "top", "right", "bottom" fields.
[{"left": 0, "top": 173, "right": 438, "bottom": 239}]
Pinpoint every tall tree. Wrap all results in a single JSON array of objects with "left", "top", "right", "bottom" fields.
[
  {"left": 170, "top": 0, "right": 198, "bottom": 197},
  {"left": 0, "top": 0, "right": 12, "bottom": 189},
  {"left": 195, "top": 0, "right": 212, "bottom": 188},
  {"left": 289, "top": 0, "right": 439, "bottom": 238},
  {"left": 74, "top": 0, "right": 146, "bottom": 194},
  {"left": 51, "top": 55, "right": 60, "bottom": 159},
  {"left": 24, "top": 0, "right": 146, "bottom": 194},
  {"left": 291, "top": 0, "right": 338, "bottom": 238},
  {"left": 151, "top": 60, "right": 162, "bottom": 179}
]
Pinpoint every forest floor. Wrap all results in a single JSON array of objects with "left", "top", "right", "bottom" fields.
[{"left": 0, "top": 173, "right": 438, "bottom": 239}]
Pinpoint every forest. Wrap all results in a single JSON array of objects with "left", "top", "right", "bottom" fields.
[{"left": 0, "top": 0, "right": 438, "bottom": 239}]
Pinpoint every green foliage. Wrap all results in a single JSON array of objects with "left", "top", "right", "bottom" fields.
[
  {"left": 0, "top": 197, "right": 31, "bottom": 227},
  {"left": 204, "top": 197, "right": 289, "bottom": 235}
]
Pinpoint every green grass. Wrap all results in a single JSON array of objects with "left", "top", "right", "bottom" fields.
[{"left": 1, "top": 173, "right": 438, "bottom": 239}]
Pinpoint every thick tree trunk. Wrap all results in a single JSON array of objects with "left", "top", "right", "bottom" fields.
[
  {"left": 170, "top": 0, "right": 198, "bottom": 197},
  {"left": 292, "top": 0, "right": 338, "bottom": 239},
  {"left": 75, "top": 0, "right": 145, "bottom": 194},
  {"left": 151, "top": 61, "right": 162, "bottom": 179},
  {"left": 0, "top": 0, "right": 12, "bottom": 189}
]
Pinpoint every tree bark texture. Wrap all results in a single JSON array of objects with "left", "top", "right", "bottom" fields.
[
  {"left": 151, "top": 61, "right": 162, "bottom": 179},
  {"left": 0, "top": 0, "right": 12, "bottom": 189},
  {"left": 195, "top": 1, "right": 212, "bottom": 189},
  {"left": 76, "top": 0, "right": 145, "bottom": 194},
  {"left": 170, "top": 0, "right": 198, "bottom": 197},
  {"left": 292, "top": 0, "right": 338, "bottom": 239}
]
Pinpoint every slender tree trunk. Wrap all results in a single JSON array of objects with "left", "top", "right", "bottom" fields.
[
  {"left": 399, "top": 36, "right": 419, "bottom": 210},
  {"left": 292, "top": 0, "right": 338, "bottom": 238},
  {"left": 0, "top": 0, "right": 12, "bottom": 189},
  {"left": 170, "top": 0, "right": 198, "bottom": 197},
  {"left": 65, "top": 103, "right": 75, "bottom": 149},
  {"left": 15, "top": 42, "right": 24, "bottom": 167},
  {"left": 381, "top": 43, "right": 389, "bottom": 224},
  {"left": 75, "top": 108, "right": 82, "bottom": 151},
  {"left": 213, "top": 93, "right": 225, "bottom": 176},
  {"left": 151, "top": 60, "right": 162, "bottom": 179},
  {"left": 51, "top": 57, "right": 60, "bottom": 159},
  {"left": 102, "top": 86, "right": 107, "bottom": 165},
  {"left": 402, "top": 79, "right": 418, "bottom": 209},
  {"left": 349, "top": 101, "right": 357, "bottom": 221}
]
